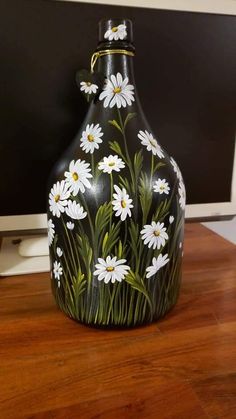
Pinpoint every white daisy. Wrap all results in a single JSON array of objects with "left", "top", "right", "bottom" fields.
[
  {"left": 49, "top": 180, "right": 71, "bottom": 218},
  {"left": 178, "top": 180, "right": 186, "bottom": 210},
  {"left": 94, "top": 256, "right": 130, "bottom": 284},
  {"left": 64, "top": 159, "right": 92, "bottom": 196},
  {"left": 141, "top": 221, "right": 169, "bottom": 250},
  {"left": 56, "top": 247, "right": 63, "bottom": 257},
  {"left": 80, "top": 123, "right": 103, "bottom": 154},
  {"left": 98, "top": 155, "right": 125, "bottom": 174},
  {"left": 112, "top": 185, "right": 133, "bottom": 221},
  {"left": 138, "top": 130, "right": 164, "bottom": 158},
  {"left": 104, "top": 24, "right": 127, "bottom": 41},
  {"left": 47, "top": 219, "right": 55, "bottom": 246},
  {"left": 53, "top": 260, "right": 63, "bottom": 287},
  {"left": 65, "top": 200, "right": 87, "bottom": 220},
  {"left": 99, "top": 72, "right": 135, "bottom": 108},
  {"left": 169, "top": 215, "right": 174, "bottom": 224},
  {"left": 170, "top": 157, "right": 182, "bottom": 180},
  {"left": 153, "top": 178, "right": 170, "bottom": 195},
  {"left": 80, "top": 81, "right": 98, "bottom": 95},
  {"left": 67, "top": 221, "right": 75, "bottom": 230},
  {"left": 146, "top": 254, "right": 170, "bottom": 278}
]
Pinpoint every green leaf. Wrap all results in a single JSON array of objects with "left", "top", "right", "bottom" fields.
[
  {"left": 153, "top": 198, "right": 171, "bottom": 222},
  {"left": 95, "top": 202, "right": 112, "bottom": 236},
  {"left": 102, "top": 222, "right": 121, "bottom": 258},
  {"left": 118, "top": 240, "right": 123, "bottom": 259},
  {"left": 94, "top": 163, "right": 102, "bottom": 181},
  {"left": 128, "top": 221, "right": 139, "bottom": 262},
  {"left": 109, "top": 140, "right": 122, "bottom": 155},
  {"left": 139, "top": 171, "right": 152, "bottom": 224},
  {"left": 102, "top": 232, "right": 109, "bottom": 254},
  {"left": 154, "top": 161, "right": 166, "bottom": 173},
  {"left": 124, "top": 112, "right": 137, "bottom": 129},
  {"left": 118, "top": 175, "right": 131, "bottom": 195},
  {"left": 76, "top": 234, "right": 93, "bottom": 281},
  {"left": 108, "top": 119, "right": 123, "bottom": 134},
  {"left": 109, "top": 141, "right": 127, "bottom": 162},
  {"left": 153, "top": 200, "right": 164, "bottom": 221},
  {"left": 63, "top": 266, "right": 86, "bottom": 319},
  {"left": 71, "top": 267, "right": 86, "bottom": 301},
  {"left": 125, "top": 270, "right": 153, "bottom": 311},
  {"left": 134, "top": 150, "right": 143, "bottom": 181},
  {"left": 115, "top": 241, "right": 127, "bottom": 259},
  {"left": 77, "top": 234, "right": 91, "bottom": 263}
]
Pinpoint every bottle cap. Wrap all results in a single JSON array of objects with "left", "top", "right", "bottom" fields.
[{"left": 98, "top": 19, "right": 133, "bottom": 44}]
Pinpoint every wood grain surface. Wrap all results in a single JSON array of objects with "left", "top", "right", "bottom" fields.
[{"left": 0, "top": 223, "right": 236, "bottom": 419}]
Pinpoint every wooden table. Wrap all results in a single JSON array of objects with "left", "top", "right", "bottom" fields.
[{"left": 1, "top": 223, "right": 236, "bottom": 419}]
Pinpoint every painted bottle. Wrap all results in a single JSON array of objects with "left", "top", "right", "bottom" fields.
[{"left": 47, "top": 19, "right": 186, "bottom": 327}]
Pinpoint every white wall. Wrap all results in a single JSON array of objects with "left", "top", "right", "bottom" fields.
[{"left": 59, "top": 0, "right": 236, "bottom": 15}]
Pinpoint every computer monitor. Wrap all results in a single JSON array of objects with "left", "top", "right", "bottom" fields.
[{"left": 0, "top": 0, "right": 236, "bottom": 234}]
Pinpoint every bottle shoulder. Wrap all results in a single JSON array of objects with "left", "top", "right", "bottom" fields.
[{"left": 48, "top": 95, "right": 184, "bottom": 184}]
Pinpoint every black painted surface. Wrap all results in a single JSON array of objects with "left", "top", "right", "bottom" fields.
[{"left": 0, "top": 0, "right": 235, "bottom": 215}]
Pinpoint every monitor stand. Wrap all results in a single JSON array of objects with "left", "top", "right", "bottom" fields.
[{"left": 0, "top": 235, "right": 50, "bottom": 276}]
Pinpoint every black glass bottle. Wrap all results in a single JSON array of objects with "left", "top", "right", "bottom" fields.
[{"left": 47, "top": 19, "right": 185, "bottom": 327}]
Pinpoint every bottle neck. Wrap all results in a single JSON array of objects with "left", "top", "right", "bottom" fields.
[
  {"left": 96, "top": 52, "right": 135, "bottom": 84},
  {"left": 94, "top": 48, "right": 147, "bottom": 120}
]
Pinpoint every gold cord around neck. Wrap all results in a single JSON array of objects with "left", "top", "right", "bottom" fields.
[{"left": 90, "top": 49, "right": 135, "bottom": 73}]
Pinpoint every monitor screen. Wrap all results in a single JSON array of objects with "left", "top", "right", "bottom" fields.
[{"left": 0, "top": 0, "right": 235, "bottom": 217}]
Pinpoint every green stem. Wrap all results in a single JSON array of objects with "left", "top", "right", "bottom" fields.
[
  {"left": 151, "top": 154, "right": 154, "bottom": 180},
  {"left": 134, "top": 293, "right": 142, "bottom": 324},
  {"left": 123, "top": 283, "right": 129, "bottom": 325},
  {"left": 114, "top": 283, "right": 121, "bottom": 324},
  {"left": 107, "top": 284, "right": 117, "bottom": 324},
  {"left": 91, "top": 153, "right": 100, "bottom": 209},
  {"left": 62, "top": 217, "right": 77, "bottom": 275},
  {"left": 61, "top": 253, "right": 75, "bottom": 307},
  {"left": 117, "top": 108, "right": 136, "bottom": 192},
  {"left": 127, "top": 289, "right": 136, "bottom": 326},
  {"left": 91, "top": 153, "right": 95, "bottom": 177},
  {"left": 158, "top": 203, "right": 184, "bottom": 315},
  {"left": 117, "top": 108, "right": 130, "bottom": 163},
  {"left": 124, "top": 218, "right": 128, "bottom": 246},
  {"left": 80, "top": 194, "right": 95, "bottom": 247},
  {"left": 136, "top": 234, "right": 145, "bottom": 275},
  {"left": 71, "top": 231, "right": 80, "bottom": 268},
  {"left": 142, "top": 298, "right": 148, "bottom": 322},
  {"left": 109, "top": 172, "right": 113, "bottom": 231},
  {"left": 117, "top": 108, "right": 138, "bottom": 224},
  {"left": 98, "top": 282, "right": 105, "bottom": 324}
]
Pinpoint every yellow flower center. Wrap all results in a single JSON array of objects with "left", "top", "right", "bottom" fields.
[
  {"left": 160, "top": 185, "right": 165, "bottom": 190},
  {"left": 121, "top": 200, "right": 126, "bottom": 208},
  {"left": 86, "top": 82, "right": 91, "bottom": 86},
  {"left": 112, "top": 26, "right": 118, "bottom": 32},
  {"left": 54, "top": 194, "right": 60, "bottom": 203},
  {"left": 87, "top": 134, "right": 94, "bottom": 142},
  {"left": 154, "top": 230, "right": 160, "bottom": 237},
  {"left": 150, "top": 139, "right": 157, "bottom": 147},
  {"left": 72, "top": 172, "right": 79, "bottom": 181},
  {"left": 106, "top": 266, "right": 114, "bottom": 272},
  {"left": 108, "top": 162, "right": 115, "bottom": 166},
  {"left": 113, "top": 87, "right": 121, "bottom": 94}
]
